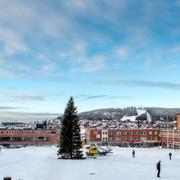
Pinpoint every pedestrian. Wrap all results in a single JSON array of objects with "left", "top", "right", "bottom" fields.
[
  {"left": 169, "top": 152, "right": 172, "bottom": 160},
  {"left": 132, "top": 149, "right": 135, "bottom": 158},
  {"left": 156, "top": 160, "right": 161, "bottom": 178}
]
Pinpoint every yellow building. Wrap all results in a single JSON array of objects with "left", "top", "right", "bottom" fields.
[
  {"left": 160, "top": 129, "right": 180, "bottom": 149},
  {"left": 159, "top": 114, "right": 180, "bottom": 149}
]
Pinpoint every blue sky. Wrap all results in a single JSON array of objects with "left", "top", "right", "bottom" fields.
[{"left": 0, "top": 0, "right": 180, "bottom": 120}]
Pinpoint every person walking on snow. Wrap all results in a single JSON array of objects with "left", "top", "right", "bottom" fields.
[
  {"left": 169, "top": 152, "right": 172, "bottom": 160},
  {"left": 132, "top": 149, "right": 135, "bottom": 158},
  {"left": 156, "top": 160, "right": 161, "bottom": 178}
]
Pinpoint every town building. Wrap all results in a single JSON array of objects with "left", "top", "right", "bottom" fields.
[
  {"left": 1, "top": 114, "right": 180, "bottom": 149},
  {"left": 159, "top": 129, "right": 180, "bottom": 149},
  {"left": 0, "top": 129, "right": 58, "bottom": 147},
  {"left": 86, "top": 128, "right": 160, "bottom": 147},
  {"left": 159, "top": 114, "right": 180, "bottom": 149}
]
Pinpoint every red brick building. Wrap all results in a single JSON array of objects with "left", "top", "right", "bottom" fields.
[
  {"left": 86, "top": 128, "right": 160, "bottom": 147},
  {"left": 0, "top": 129, "right": 58, "bottom": 147},
  {"left": 86, "top": 128, "right": 102, "bottom": 143}
]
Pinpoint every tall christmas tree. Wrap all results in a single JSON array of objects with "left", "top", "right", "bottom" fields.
[{"left": 58, "top": 97, "right": 83, "bottom": 159}]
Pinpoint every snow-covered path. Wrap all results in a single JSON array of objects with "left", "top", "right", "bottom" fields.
[{"left": 0, "top": 146, "right": 180, "bottom": 180}]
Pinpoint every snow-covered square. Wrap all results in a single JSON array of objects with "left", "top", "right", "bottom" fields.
[{"left": 0, "top": 146, "right": 180, "bottom": 180}]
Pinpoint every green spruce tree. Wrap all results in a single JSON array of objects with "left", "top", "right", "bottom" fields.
[{"left": 58, "top": 97, "right": 83, "bottom": 159}]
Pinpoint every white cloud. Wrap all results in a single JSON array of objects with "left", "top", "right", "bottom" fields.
[
  {"left": 0, "top": 1, "right": 37, "bottom": 23},
  {"left": 0, "top": 93, "right": 45, "bottom": 102},
  {"left": 71, "top": 55, "right": 107, "bottom": 73},
  {"left": 59, "top": 40, "right": 87, "bottom": 62},
  {"left": 0, "top": 68, "right": 14, "bottom": 78},
  {"left": 0, "top": 0, "right": 179, "bottom": 78},
  {"left": 114, "top": 47, "right": 129, "bottom": 60},
  {"left": 168, "top": 46, "right": 180, "bottom": 54},
  {"left": 0, "top": 111, "right": 58, "bottom": 122},
  {"left": 0, "top": 27, "right": 27, "bottom": 55}
]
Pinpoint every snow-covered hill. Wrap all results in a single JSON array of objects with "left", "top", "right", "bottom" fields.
[
  {"left": 120, "top": 108, "right": 152, "bottom": 122},
  {"left": 78, "top": 107, "right": 179, "bottom": 121},
  {"left": 121, "top": 115, "right": 137, "bottom": 122}
]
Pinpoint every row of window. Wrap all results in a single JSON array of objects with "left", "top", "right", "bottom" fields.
[
  {"left": 103, "top": 137, "right": 108, "bottom": 141},
  {"left": 109, "top": 131, "right": 158, "bottom": 135},
  {"left": 161, "top": 131, "right": 180, "bottom": 136},
  {"left": 0, "top": 137, "right": 49, "bottom": 141},
  {"left": 0, "top": 131, "right": 49, "bottom": 134},
  {"left": 102, "top": 131, "right": 108, "bottom": 135},
  {"left": 95, "top": 134, "right": 159, "bottom": 141},
  {"left": 109, "top": 137, "right": 158, "bottom": 141}
]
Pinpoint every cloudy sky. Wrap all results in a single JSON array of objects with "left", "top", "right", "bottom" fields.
[{"left": 0, "top": 0, "right": 180, "bottom": 120}]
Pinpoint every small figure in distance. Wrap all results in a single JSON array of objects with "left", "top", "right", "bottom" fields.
[
  {"left": 156, "top": 160, "right": 161, "bottom": 178},
  {"left": 132, "top": 149, "right": 135, "bottom": 158},
  {"left": 169, "top": 152, "right": 172, "bottom": 160}
]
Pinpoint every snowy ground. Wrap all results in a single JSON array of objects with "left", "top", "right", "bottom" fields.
[{"left": 0, "top": 146, "right": 180, "bottom": 180}]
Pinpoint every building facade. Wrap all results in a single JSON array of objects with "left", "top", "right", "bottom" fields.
[
  {"left": 159, "top": 114, "right": 180, "bottom": 149},
  {"left": 159, "top": 129, "right": 180, "bottom": 149},
  {"left": 86, "top": 128, "right": 160, "bottom": 147},
  {"left": 176, "top": 114, "right": 180, "bottom": 129},
  {"left": 0, "top": 129, "right": 58, "bottom": 147}
]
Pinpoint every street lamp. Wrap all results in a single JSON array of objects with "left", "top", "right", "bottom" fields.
[{"left": 166, "top": 115, "right": 169, "bottom": 149}]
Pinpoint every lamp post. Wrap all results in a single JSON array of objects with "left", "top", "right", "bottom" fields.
[{"left": 166, "top": 115, "right": 169, "bottom": 149}]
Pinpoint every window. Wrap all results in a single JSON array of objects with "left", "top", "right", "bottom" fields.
[
  {"left": 115, "top": 137, "right": 120, "bottom": 141},
  {"left": 116, "top": 131, "right": 121, "bottom": 135},
  {"left": 37, "top": 137, "right": 45, "bottom": 140},
  {"left": 148, "top": 131, "right": 152, "bottom": 135},
  {"left": 140, "top": 137, "right": 147, "bottom": 141},
  {"left": 96, "top": 134, "right": 100, "bottom": 139}
]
